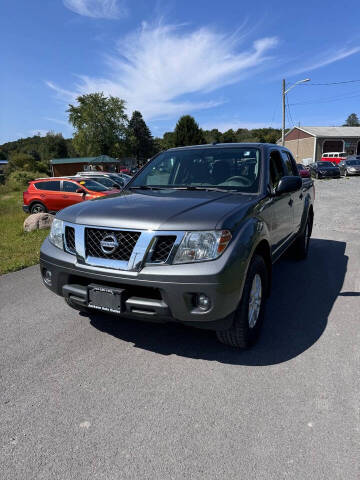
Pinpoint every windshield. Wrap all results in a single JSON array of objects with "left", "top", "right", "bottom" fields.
[
  {"left": 128, "top": 147, "right": 262, "bottom": 193},
  {"left": 90, "top": 177, "right": 115, "bottom": 188},
  {"left": 78, "top": 179, "right": 109, "bottom": 192},
  {"left": 347, "top": 160, "right": 360, "bottom": 166},
  {"left": 318, "top": 162, "right": 335, "bottom": 167}
]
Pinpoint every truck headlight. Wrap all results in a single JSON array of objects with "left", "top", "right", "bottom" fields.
[
  {"left": 49, "top": 219, "right": 64, "bottom": 250},
  {"left": 348, "top": 167, "right": 356, "bottom": 172},
  {"left": 174, "top": 230, "right": 232, "bottom": 264}
]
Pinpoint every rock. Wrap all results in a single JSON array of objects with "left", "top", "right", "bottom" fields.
[{"left": 24, "top": 213, "right": 54, "bottom": 232}]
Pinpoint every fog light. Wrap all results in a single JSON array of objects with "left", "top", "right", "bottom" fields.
[
  {"left": 43, "top": 269, "right": 52, "bottom": 286},
  {"left": 197, "top": 293, "right": 211, "bottom": 311}
]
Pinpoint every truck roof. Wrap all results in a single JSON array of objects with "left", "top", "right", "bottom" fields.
[{"left": 167, "top": 142, "right": 278, "bottom": 151}]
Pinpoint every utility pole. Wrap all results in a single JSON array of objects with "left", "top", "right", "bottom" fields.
[
  {"left": 281, "top": 77, "right": 310, "bottom": 147},
  {"left": 282, "top": 79, "right": 286, "bottom": 146}
]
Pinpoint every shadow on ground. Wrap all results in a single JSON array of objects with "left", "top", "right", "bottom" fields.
[{"left": 88, "top": 238, "right": 347, "bottom": 366}]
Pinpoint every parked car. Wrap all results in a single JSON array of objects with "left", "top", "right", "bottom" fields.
[
  {"left": 309, "top": 161, "right": 340, "bottom": 179},
  {"left": 23, "top": 177, "right": 119, "bottom": 214},
  {"left": 77, "top": 175, "right": 122, "bottom": 190},
  {"left": 40, "top": 143, "right": 315, "bottom": 349},
  {"left": 321, "top": 152, "right": 347, "bottom": 164},
  {"left": 75, "top": 171, "right": 131, "bottom": 188},
  {"left": 297, "top": 163, "right": 310, "bottom": 178},
  {"left": 338, "top": 157, "right": 360, "bottom": 176}
]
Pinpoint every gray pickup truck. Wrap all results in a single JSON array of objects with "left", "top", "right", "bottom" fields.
[{"left": 40, "top": 143, "right": 314, "bottom": 348}]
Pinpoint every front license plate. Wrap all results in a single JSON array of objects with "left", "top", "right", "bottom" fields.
[{"left": 88, "top": 284, "right": 124, "bottom": 314}]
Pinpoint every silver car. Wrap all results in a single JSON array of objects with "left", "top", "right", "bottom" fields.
[{"left": 338, "top": 157, "right": 360, "bottom": 176}]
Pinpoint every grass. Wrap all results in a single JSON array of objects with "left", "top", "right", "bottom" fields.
[{"left": 0, "top": 191, "right": 49, "bottom": 275}]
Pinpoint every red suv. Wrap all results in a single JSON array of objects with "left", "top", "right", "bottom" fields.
[{"left": 23, "top": 177, "right": 119, "bottom": 214}]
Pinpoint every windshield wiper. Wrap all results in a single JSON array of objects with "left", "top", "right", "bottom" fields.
[
  {"left": 168, "top": 186, "right": 236, "bottom": 193},
  {"left": 128, "top": 185, "right": 165, "bottom": 190}
]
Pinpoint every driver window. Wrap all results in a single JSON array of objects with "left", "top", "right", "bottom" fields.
[{"left": 269, "top": 151, "right": 285, "bottom": 189}]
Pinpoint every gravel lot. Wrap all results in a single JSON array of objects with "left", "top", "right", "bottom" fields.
[{"left": 1, "top": 177, "right": 359, "bottom": 480}]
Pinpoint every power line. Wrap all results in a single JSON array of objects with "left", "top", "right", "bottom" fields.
[
  {"left": 286, "top": 95, "right": 295, "bottom": 126},
  {"left": 290, "top": 90, "right": 360, "bottom": 106}
]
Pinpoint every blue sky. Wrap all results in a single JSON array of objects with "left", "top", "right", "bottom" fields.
[{"left": 1, "top": 0, "right": 360, "bottom": 144}]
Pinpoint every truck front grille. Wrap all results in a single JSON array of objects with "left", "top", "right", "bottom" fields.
[
  {"left": 85, "top": 228, "right": 140, "bottom": 261},
  {"left": 150, "top": 236, "right": 176, "bottom": 263},
  {"left": 65, "top": 226, "right": 76, "bottom": 254}
]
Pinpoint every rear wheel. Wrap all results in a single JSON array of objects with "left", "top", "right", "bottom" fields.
[
  {"left": 30, "top": 202, "right": 47, "bottom": 214},
  {"left": 216, "top": 255, "right": 268, "bottom": 349},
  {"left": 292, "top": 214, "right": 312, "bottom": 260}
]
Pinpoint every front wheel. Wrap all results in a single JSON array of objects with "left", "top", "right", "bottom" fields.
[
  {"left": 216, "top": 255, "right": 268, "bottom": 349},
  {"left": 30, "top": 202, "right": 47, "bottom": 214}
]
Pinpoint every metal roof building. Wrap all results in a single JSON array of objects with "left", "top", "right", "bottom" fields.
[
  {"left": 50, "top": 155, "right": 121, "bottom": 176},
  {"left": 278, "top": 126, "right": 360, "bottom": 163}
]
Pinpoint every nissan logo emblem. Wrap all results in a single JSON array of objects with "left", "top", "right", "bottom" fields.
[{"left": 100, "top": 233, "right": 119, "bottom": 255}]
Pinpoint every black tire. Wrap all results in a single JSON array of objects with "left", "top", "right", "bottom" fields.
[
  {"left": 292, "top": 214, "right": 312, "bottom": 260},
  {"left": 216, "top": 255, "right": 268, "bottom": 349},
  {"left": 30, "top": 202, "right": 47, "bottom": 214}
]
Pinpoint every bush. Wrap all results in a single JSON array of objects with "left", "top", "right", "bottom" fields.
[{"left": 5, "top": 170, "right": 46, "bottom": 191}]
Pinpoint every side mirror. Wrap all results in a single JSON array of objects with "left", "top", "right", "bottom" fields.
[
  {"left": 76, "top": 188, "right": 86, "bottom": 194},
  {"left": 275, "top": 176, "right": 302, "bottom": 196}
]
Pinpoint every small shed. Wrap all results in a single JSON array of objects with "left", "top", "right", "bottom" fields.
[
  {"left": 50, "top": 155, "right": 121, "bottom": 177},
  {"left": 279, "top": 126, "right": 360, "bottom": 163}
]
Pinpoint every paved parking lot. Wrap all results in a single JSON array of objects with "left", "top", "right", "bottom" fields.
[{"left": 1, "top": 177, "right": 359, "bottom": 479}]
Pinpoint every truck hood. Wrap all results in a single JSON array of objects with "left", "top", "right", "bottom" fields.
[{"left": 57, "top": 189, "right": 258, "bottom": 231}]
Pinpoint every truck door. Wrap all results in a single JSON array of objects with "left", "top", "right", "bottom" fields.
[
  {"left": 269, "top": 150, "right": 293, "bottom": 254},
  {"left": 281, "top": 150, "right": 304, "bottom": 234}
]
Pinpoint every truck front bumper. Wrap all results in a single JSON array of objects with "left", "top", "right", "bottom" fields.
[{"left": 40, "top": 238, "right": 244, "bottom": 331}]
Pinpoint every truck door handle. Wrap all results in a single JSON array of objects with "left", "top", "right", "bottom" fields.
[
  {"left": 299, "top": 193, "right": 303, "bottom": 199},
  {"left": 63, "top": 195, "right": 69, "bottom": 198},
  {"left": 40, "top": 194, "right": 45, "bottom": 198},
  {"left": 288, "top": 198, "right": 293, "bottom": 207}
]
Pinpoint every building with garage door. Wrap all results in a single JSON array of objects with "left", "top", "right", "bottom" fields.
[
  {"left": 279, "top": 126, "right": 360, "bottom": 164},
  {"left": 50, "top": 155, "right": 126, "bottom": 177}
]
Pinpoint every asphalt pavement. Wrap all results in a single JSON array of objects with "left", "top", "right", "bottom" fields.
[{"left": 1, "top": 177, "right": 359, "bottom": 479}]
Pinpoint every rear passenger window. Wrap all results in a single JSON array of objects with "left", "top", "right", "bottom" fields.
[
  {"left": 35, "top": 181, "right": 60, "bottom": 191},
  {"left": 281, "top": 151, "right": 298, "bottom": 176},
  {"left": 63, "top": 181, "right": 80, "bottom": 192},
  {"left": 323, "top": 154, "right": 328, "bottom": 158}
]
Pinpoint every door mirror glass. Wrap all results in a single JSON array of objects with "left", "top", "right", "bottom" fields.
[{"left": 275, "top": 176, "right": 302, "bottom": 196}]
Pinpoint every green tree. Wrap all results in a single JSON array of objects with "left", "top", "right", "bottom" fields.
[
  {"left": 68, "top": 93, "right": 128, "bottom": 157},
  {"left": 222, "top": 129, "right": 237, "bottom": 143},
  {"left": 8, "top": 153, "right": 38, "bottom": 172},
  {"left": 127, "top": 111, "right": 154, "bottom": 161},
  {"left": 344, "top": 113, "right": 360, "bottom": 126},
  {"left": 174, "top": 115, "right": 204, "bottom": 146}
]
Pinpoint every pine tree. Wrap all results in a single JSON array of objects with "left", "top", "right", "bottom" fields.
[
  {"left": 174, "top": 115, "right": 204, "bottom": 146},
  {"left": 344, "top": 113, "right": 360, "bottom": 126},
  {"left": 127, "top": 111, "right": 154, "bottom": 161}
]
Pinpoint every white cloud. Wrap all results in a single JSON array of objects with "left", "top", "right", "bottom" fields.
[
  {"left": 47, "top": 23, "right": 278, "bottom": 119},
  {"left": 63, "top": 0, "right": 127, "bottom": 19},
  {"left": 288, "top": 46, "right": 360, "bottom": 76}
]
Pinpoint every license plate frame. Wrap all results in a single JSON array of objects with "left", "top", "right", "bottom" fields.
[{"left": 88, "top": 284, "right": 124, "bottom": 314}]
